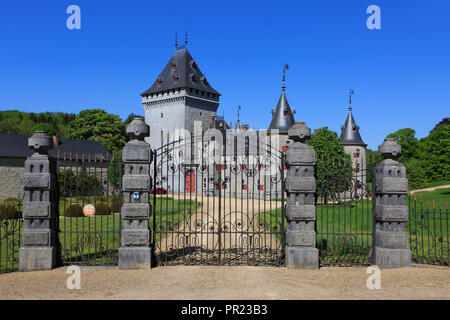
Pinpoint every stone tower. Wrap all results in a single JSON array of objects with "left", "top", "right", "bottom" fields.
[
  {"left": 340, "top": 91, "right": 367, "bottom": 189},
  {"left": 268, "top": 67, "right": 296, "bottom": 151},
  {"left": 141, "top": 45, "right": 221, "bottom": 149}
]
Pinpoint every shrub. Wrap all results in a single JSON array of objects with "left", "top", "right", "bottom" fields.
[
  {"left": 95, "top": 203, "right": 111, "bottom": 216},
  {"left": 111, "top": 197, "right": 123, "bottom": 212},
  {"left": 65, "top": 204, "right": 84, "bottom": 217},
  {"left": 0, "top": 205, "right": 20, "bottom": 219}
]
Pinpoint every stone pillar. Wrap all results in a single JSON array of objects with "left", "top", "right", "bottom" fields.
[
  {"left": 19, "top": 131, "right": 60, "bottom": 271},
  {"left": 119, "top": 117, "right": 153, "bottom": 269},
  {"left": 373, "top": 138, "right": 411, "bottom": 268},
  {"left": 285, "top": 122, "right": 319, "bottom": 269}
]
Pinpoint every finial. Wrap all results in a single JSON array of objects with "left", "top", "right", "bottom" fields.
[
  {"left": 185, "top": 32, "right": 188, "bottom": 46},
  {"left": 126, "top": 117, "right": 149, "bottom": 141},
  {"left": 349, "top": 89, "right": 355, "bottom": 112},
  {"left": 175, "top": 32, "right": 178, "bottom": 49},
  {"left": 282, "top": 64, "right": 289, "bottom": 91},
  {"left": 378, "top": 138, "right": 401, "bottom": 160}
]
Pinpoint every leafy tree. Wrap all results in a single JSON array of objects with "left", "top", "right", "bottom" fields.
[
  {"left": 420, "top": 122, "right": 450, "bottom": 182},
  {"left": 386, "top": 128, "right": 422, "bottom": 163},
  {"left": 67, "top": 109, "right": 127, "bottom": 152},
  {"left": 29, "top": 122, "right": 58, "bottom": 137},
  {"left": 306, "top": 127, "right": 351, "bottom": 200}
]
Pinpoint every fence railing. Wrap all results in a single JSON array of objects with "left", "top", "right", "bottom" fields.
[
  {"left": 0, "top": 196, "right": 24, "bottom": 273},
  {"left": 408, "top": 194, "right": 449, "bottom": 266}
]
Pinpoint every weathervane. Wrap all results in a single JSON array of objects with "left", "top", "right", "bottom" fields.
[
  {"left": 237, "top": 105, "right": 241, "bottom": 129},
  {"left": 175, "top": 32, "right": 178, "bottom": 49},
  {"left": 349, "top": 89, "right": 355, "bottom": 112},
  {"left": 185, "top": 32, "right": 188, "bottom": 46},
  {"left": 282, "top": 64, "right": 289, "bottom": 90}
]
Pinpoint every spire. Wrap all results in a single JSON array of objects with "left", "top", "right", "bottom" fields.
[
  {"left": 340, "top": 90, "right": 366, "bottom": 146},
  {"left": 175, "top": 32, "right": 178, "bottom": 50},
  {"left": 185, "top": 32, "right": 188, "bottom": 47},
  {"left": 268, "top": 64, "right": 295, "bottom": 134}
]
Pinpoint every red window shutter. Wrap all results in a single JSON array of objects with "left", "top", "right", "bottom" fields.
[
  {"left": 282, "top": 146, "right": 287, "bottom": 152},
  {"left": 243, "top": 184, "right": 247, "bottom": 190},
  {"left": 258, "top": 185, "right": 263, "bottom": 191}
]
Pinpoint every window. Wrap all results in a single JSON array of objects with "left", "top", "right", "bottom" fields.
[
  {"left": 283, "top": 110, "right": 288, "bottom": 116},
  {"left": 161, "top": 113, "right": 163, "bottom": 118}
]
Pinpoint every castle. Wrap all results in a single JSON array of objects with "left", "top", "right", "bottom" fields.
[{"left": 140, "top": 44, "right": 366, "bottom": 197}]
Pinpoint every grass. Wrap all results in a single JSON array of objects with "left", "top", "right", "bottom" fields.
[
  {"left": 261, "top": 191, "right": 449, "bottom": 266},
  {"left": 1, "top": 196, "right": 201, "bottom": 269}
]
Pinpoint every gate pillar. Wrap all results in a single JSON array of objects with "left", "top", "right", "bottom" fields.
[
  {"left": 119, "top": 117, "right": 153, "bottom": 269},
  {"left": 373, "top": 138, "right": 411, "bottom": 268},
  {"left": 285, "top": 122, "right": 319, "bottom": 269},
  {"left": 19, "top": 131, "right": 60, "bottom": 271}
]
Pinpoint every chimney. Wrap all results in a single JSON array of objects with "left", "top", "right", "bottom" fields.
[{"left": 52, "top": 136, "right": 59, "bottom": 147}]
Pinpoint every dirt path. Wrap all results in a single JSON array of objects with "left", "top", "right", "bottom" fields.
[
  {"left": 0, "top": 265, "right": 448, "bottom": 300},
  {"left": 410, "top": 185, "right": 450, "bottom": 193}
]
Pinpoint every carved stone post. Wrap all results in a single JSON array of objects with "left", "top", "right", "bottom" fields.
[
  {"left": 119, "top": 117, "right": 153, "bottom": 269},
  {"left": 373, "top": 138, "right": 411, "bottom": 268},
  {"left": 19, "top": 131, "right": 60, "bottom": 271},
  {"left": 285, "top": 122, "right": 319, "bottom": 269}
]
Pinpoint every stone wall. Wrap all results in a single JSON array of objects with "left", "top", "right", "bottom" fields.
[{"left": 0, "top": 157, "right": 25, "bottom": 200}]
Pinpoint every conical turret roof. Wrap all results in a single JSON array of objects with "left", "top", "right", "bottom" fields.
[
  {"left": 268, "top": 85, "right": 296, "bottom": 134},
  {"left": 141, "top": 46, "right": 220, "bottom": 96},
  {"left": 340, "top": 109, "right": 366, "bottom": 146}
]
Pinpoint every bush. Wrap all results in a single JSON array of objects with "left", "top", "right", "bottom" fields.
[
  {"left": 111, "top": 197, "right": 123, "bottom": 212},
  {"left": 65, "top": 204, "right": 84, "bottom": 217},
  {"left": 0, "top": 205, "right": 20, "bottom": 219},
  {"left": 95, "top": 203, "right": 111, "bottom": 216}
]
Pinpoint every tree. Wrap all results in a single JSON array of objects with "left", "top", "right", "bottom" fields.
[
  {"left": 386, "top": 128, "right": 422, "bottom": 163},
  {"left": 420, "top": 122, "right": 450, "bottom": 182},
  {"left": 29, "top": 122, "right": 58, "bottom": 137},
  {"left": 306, "top": 127, "right": 351, "bottom": 200},
  {"left": 67, "top": 109, "right": 128, "bottom": 152},
  {"left": 107, "top": 151, "right": 124, "bottom": 189}
]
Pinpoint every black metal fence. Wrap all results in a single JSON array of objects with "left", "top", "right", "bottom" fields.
[
  {"left": 0, "top": 197, "right": 23, "bottom": 273},
  {"left": 57, "top": 151, "right": 122, "bottom": 266},
  {"left": 315, "top": 156, "right": 375, "bottom": 266},
  {"left": 408, "top": 193, "right": 449, "bottom": 266},
  {"left": 152, "top": 138, "right": 286, "bottom": 266}
]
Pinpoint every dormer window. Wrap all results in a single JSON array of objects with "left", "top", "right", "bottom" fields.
[
  {"left": 189, "top": 60, "right": 197, "bottom": 69},
  {"left": 156, "top": 77, "right": 162, "bottom": 86},
  {"left": 283, "top": 110, "right": 288, "bottom": 116},
  {"left": 170, "top": 61, "right": 176, "bottom": 70},
  {"left": 200, "top": 76, "right": 208, "bottom": 86},
  {"left": 173, "top": 74, "right": 179, "bottom": 83},
  {"left": 189, "top": 73, "right": 196, "bottom": 83}
]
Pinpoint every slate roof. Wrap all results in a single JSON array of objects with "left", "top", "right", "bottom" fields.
[
  {"left": 141, "top": 46, "right": 221, "bottom": 97},
  {"left": 0, "top": 134, "right": 112, "bottom": 161},
  {"left": 340, "top": 110, "right": 366, "bottom": 146},
  {"left": 268, "top": 85, "right": 296, "bottom": 134}
]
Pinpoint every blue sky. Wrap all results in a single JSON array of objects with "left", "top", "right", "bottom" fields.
[{"left": 0, "top": 0, "right": 449, "bottom": 150}]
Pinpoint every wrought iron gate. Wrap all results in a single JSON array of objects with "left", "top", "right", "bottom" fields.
[
  {"left": 315, "top": 156, "right": 375, "bottom": 266},
  {"left": 151, "top": 138, "right": 286, "bottom": 266},
  {"left": 57, "top": 151, "right": 122, "bottom": 265}
]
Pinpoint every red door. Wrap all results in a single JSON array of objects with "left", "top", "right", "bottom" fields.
[{"left": 186, "top": 171, "right": 195, "bottom": 192}]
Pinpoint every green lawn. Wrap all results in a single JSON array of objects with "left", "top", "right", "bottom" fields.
[
  {"left": 1, "top": 196, "right": 201, "bottom": 269},
  {"left": 261, "top": 192, "right": 449, "bottom": 266}
]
